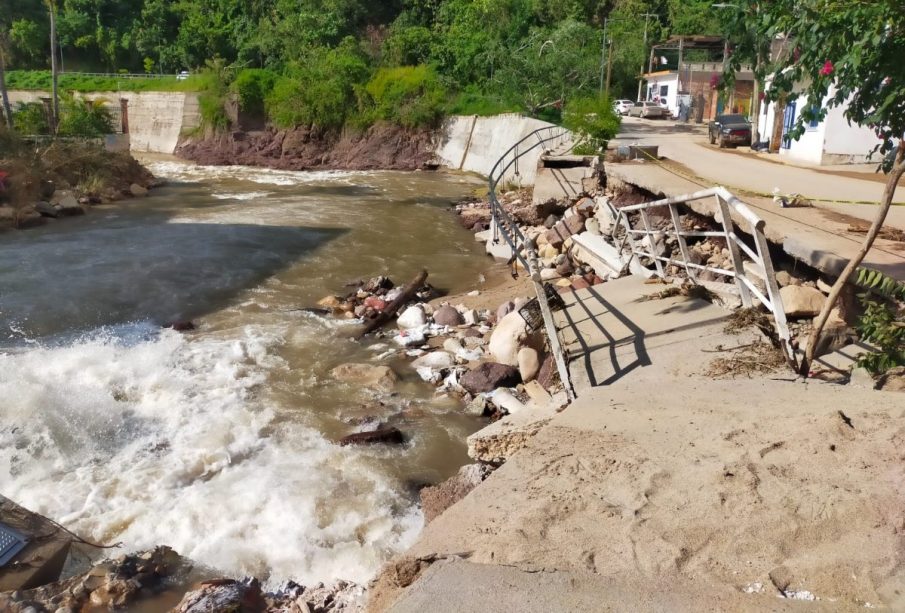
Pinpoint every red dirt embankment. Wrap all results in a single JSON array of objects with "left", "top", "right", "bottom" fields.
[{"left": 176, "top": 122, "right": 437, "bottom": 171}]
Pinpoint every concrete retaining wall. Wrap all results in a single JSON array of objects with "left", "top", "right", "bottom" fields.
[
  {"left": 7, "top": 90, "right": 200, "bottom": 154},
  {"left": 434, "top": 113, "right": 569, "bottom": 185}
]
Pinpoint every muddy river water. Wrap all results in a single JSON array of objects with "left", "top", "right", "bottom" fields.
[{"left": 0, "top": 159, "right": 492, "bottom": 585}]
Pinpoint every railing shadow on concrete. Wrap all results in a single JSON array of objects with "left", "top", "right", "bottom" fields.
[
  {"left": 600, "top": 186, "right": 795, "bottom": 365},
  {"left": 487, "top": 125, "right": 576, "bottom": 399}
]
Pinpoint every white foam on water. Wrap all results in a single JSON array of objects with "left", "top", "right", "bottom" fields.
[
  {"left": 146, "top": 160, "right": 374, "bottom": 187},
  {"left": 211, "top": 190, "right": 272, "bottom": 201},
  {"left": 0, "top": 325, "right": 421, "bottom": 585}
]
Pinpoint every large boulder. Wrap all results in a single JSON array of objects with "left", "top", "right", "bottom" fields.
[
  {"left": 433, "top": 305, "right": 464, "bottom": 327},
  {"left": 780, "top": 285, "right": 827, "bottom": 318},
  {"left": 331, "top": 363, "right": 398, "bottom": 391},
  {"left": 488, "top": 310, "right": 532, "bottom": 366},
  {"left": 411, "top": 351, "right": 455, "bottom": 371},
  {"left": 397, "top": 305, "right": 427, "bottom": 329},
  {"left": 517, "top": 347, "right": 541, "bottom": 382},
  {"left": 53, "top": 194, "right": 85, "bottom": 217},
  {"left": 130, "top": 183, "right": 149, "bottom": 197},
  {"left": 460, "top": 362, "right": 521, "bottom": 394}
]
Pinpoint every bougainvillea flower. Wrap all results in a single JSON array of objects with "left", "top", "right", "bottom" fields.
[{"left": 819, "top": 60, "right": 834, "bottom": 76}]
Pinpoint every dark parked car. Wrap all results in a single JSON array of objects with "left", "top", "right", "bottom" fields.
[{"left": 708, "top": 114, "right": 752, "bottom": 148}]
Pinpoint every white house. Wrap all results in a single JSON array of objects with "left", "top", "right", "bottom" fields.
[{"left": 758, "top": 86, "right": 883, "bottom": 165}]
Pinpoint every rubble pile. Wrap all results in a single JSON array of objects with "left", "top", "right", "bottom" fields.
[
  {"left": 0, "top": 546, "right": 184, "bottom": 612},
  {"left": 174, "top": 577, "right": 364, "bottom": 613}
]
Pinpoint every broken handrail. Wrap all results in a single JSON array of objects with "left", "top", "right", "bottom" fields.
[
  {"left": 487, "top": 125, "right": 576, "bottom": 399},
  {"left": 601, "top": 186, "right": 795, "bottom": 365}
]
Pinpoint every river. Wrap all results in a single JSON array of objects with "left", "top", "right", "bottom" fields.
[{"left": 0, "top": 159, "right": 492, "bottom": 586}]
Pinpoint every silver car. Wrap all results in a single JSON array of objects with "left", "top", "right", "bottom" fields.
[
  {"left": 613, "top": 99, "right": 634, "bottom": 115},
  {"left": 628, "top": 101, "right": 667, "bottom": 119}
]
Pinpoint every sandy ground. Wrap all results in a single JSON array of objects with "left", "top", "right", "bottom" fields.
[{"left": 372, "top": 376, "right": 905, "bottom": 611}]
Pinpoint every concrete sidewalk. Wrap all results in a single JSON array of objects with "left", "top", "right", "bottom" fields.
[{"left": 555, "top": 275, "right": 734, "bottom": 391}]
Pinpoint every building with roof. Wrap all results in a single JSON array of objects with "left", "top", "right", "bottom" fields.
[{"left": 642, "top": 36, "right": 754, "bottom": 122}]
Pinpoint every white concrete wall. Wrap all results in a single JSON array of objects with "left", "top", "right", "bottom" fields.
[
  {"left": 434, "top": 113, "right": 570, "bottom": 185},
  {"left": 6, "top": 90, "right": 200, "bottom": 154},
  {"left": 645, "top": 74, "right": 679, "bottom": 116},
  {"left": 821, "top": 103, "right": 882, "bottom": 163},
  {"left": 759, "top": 87, "right": 883, "bottom": 165}
]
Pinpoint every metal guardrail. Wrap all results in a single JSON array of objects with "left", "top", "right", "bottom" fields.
[
  {"left": 487, "top": 126, "right": 576, "bottom": 399},
  {"left": 601, "top": 186, "right": 795, "bottom": 364}
]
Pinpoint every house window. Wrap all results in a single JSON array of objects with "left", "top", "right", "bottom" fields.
[
  {"left": 659, "top": 85, "right": 669, "bottom": 98},
  {"left": 807, "top": 105, "right": 820, "bottom": 129}
]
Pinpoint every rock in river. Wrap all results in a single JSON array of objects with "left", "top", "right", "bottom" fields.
[
  {"left": 331, "top": 363, "right": 398, "bottom": 391},
  {"left": 339, "top": 426, "right": 405, "bottom": 446},
  {"left": 460, "top": 362, "right": 521, "bottom": 394}
]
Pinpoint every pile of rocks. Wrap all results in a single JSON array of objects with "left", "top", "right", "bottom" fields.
[
  {"left": 316, "top": 275, "right": 435, "bottom": 321},
  {"left": 316, "top": 272, "right": 566, "bottom": 444},
  {"left": 174, "top": 577, "right": 364, "bottom": 613},
  {"left": 0, "top": 546, "right": 184, "bottom": 612}
]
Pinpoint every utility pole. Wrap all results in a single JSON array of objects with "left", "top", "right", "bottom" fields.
[
  {"left": 605, "top": 37, "right": 614, "bottom": 98},
  {"left": 599, "top": 17, "right": 608, "bottom": 94},
  {"left": 47, "top": 0, "right": 59, "bottom": 133},
  {"left": 636, "top": 13, "right": 657, "bottom": 102}
]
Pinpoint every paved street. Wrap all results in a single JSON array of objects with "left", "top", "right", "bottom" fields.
[{"left": 612, "top": 116, "right": 905, "bottom": 229}]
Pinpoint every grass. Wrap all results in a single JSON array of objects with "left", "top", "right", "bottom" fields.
[
  {"left": 5, "top": 70, "right": 205, "bottom": 93},
  {"left": 445, "top": 90, "right": 522, "bottom": 117}
]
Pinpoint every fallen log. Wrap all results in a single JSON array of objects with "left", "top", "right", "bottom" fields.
[{"left": 355, "top": 269, "right": 428, "bottom": 338}]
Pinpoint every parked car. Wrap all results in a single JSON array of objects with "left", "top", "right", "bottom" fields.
[
  {"left": 613, "top": 99, "right": 634, "bottom": 115},
  {"left": 176, "top": 70, "right": 190, "bottom": 81},
  {"left": 628, "top": 101, "right": 667, "bottom": 119},
  {"left": 708, "top": 114, "right": 752, "bottom": 148}
]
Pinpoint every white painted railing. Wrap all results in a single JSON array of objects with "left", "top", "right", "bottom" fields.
[
  {"left": 488, "top": 125, "right": 576, "bottom": 399},
  {"left": 601, "top": 186, "right": 795, "bottom": 364}
]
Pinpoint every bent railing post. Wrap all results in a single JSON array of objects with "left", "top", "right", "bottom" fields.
[{"left": 716, "top": 193, "right": 753, "bottom": 308}]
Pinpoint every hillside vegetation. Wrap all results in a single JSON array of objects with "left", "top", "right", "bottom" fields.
[{"left": 2, "top": 1, "right": 724, "bottom": 134}]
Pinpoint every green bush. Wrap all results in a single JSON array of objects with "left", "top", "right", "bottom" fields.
[
  {"left": 562, "top": 96, "right": 621, "bottom": 154},
  {"left": 362, "top": 65, "right": 446, "bottom": 128},
  {"left": 232, "top": 69, "right": 278, "bottom": 115},
  {"left": 11, "top": 102, "right": 50, "bottom": 135},
  {"left": 265, "top": 39, "right": 369, "bottom": 130},
  {"left": 854, "top": 268, "right": 905, "bottom": 375},
  {"left": 381, "top": 25, "right": 433, "bottom": 66},
  {"left": 57, "top": 97, "right": 115, "bottom": 137}
]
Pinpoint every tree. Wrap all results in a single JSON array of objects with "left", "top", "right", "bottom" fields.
[
  {"left": 46, "top": 0, "right": 59, "bottom": 133},
  {"left": 0, "top": 33, "right": 12, "bottom": 128},
  {"left": 734, "top": 0, "right": 905, "bottom": 375}
]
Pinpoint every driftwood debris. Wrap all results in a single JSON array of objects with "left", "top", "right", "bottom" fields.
[{"left": 355, "top": 269, "right": 428, "bottom": 338}]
